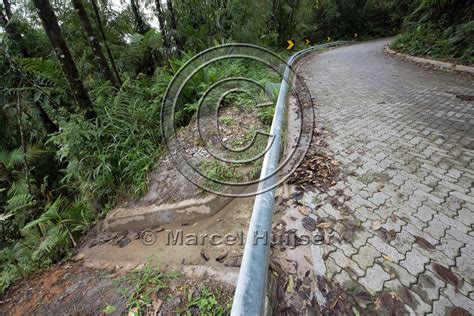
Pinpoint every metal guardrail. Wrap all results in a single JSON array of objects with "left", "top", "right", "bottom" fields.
[{"left": 231, "top": 41, "right": 355, "bottom": 316}]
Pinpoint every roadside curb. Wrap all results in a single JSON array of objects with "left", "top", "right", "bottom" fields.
[{"left": 384, "top": 46, "right": 474, "bottom": 75}]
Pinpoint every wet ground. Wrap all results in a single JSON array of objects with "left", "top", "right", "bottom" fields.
[
  {"left": 274, "top": 39, "right": 474, "bottom": 314},
  {"left": 1, "top": 39, "right": 473, "bottom": 315}
]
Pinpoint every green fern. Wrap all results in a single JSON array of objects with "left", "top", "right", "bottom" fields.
[
  {"left": 5, "top": 193, "right": 36, "bottom": 214},
  {"left": 23, "top": 197, "right": 62, "bottom": 230},
  {"left": 16, "top": 58, "right": 66, "bottom": 88},
  {"left": 32, "top": 225, "right": 69, "bottom": 260}
]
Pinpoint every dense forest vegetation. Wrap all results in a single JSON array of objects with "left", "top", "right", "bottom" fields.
[
  {"left": 0, "top": 0, "right": 471, "bottom": 292},
  {"left": 391, "top": 0, "right": 473, "bottom": 64}
]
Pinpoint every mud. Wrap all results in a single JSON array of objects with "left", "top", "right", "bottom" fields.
[
  {"left": 0, "top": 262, "right": 234, "bottom": 316},
  {"left": 82, "top": 193, "right": 254, "bottom": 271},
  {"left": 0, "top": 263, "right": 127, "bottom": 316}
]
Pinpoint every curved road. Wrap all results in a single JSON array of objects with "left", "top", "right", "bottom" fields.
[{"left": 300, "top": 39, "right": 473, "bottom": 314}]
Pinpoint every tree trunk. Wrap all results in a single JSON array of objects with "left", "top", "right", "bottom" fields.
[
  {"left": 35, "top": 101, "right": 59, "bottom": 133},
  {"left": 0, "top": 5, "right": 58, "bottom": 132},
  {"left": 130, "top": 0, "right": 150, "bottom": 35},
  {"left": 90, "top": 0, "right": 122, "bottom": 85},
  {"left": 167, "top": 0, "right": 183, "bottom": 52},
  {"left": 155, "top": 0, "right": 170, "bottom": 56},
  {"left": 2, "top": 0, "right": 12, "bottom": 19},
  {"left": 16, "top": 95, "right": 32, "bottom": 195},
  {"left": 32, "top": 0, "right": 94, "bottom": 117},
  {"left": 71, "top": 0, "right": 118, "bottom": 87}
]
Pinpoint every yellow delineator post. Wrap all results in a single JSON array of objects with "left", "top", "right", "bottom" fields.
[{"left": 286, "top": 39, "right": 295, "bottom": 50}]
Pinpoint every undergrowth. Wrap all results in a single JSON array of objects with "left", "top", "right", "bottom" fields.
[
  {"left": 0, "top": 54, "right": 279, "bottom": 294},
  {"left": 391, "top": 1, "right": 473, "bottom": 65},
  {"left": 115, "top": 263, "right": 179, "bottom": 314}
]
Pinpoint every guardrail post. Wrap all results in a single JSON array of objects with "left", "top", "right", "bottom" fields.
[{"left": 231, "top": 42, "right": 355, "bottom": 316}]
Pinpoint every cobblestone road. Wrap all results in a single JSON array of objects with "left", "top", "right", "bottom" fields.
[{"left": 300, "top": 39, "right": 474, "bottom": 314}]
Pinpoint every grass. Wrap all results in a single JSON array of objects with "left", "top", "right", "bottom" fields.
[
  {"left": 199, "top": 160, "right": 242, "bottom": 184},
  {"left": 114, "top": 262, "right": 232, "bottom": 315},
  {"left": 256, "top": 103, "right": 275, "bottom": 126},
  {"left": 182, "top": 287, "right": 232, "bottom": 315},
  {"left": 115, "top": 262, "right": 179, "bottom": 315},
  {"left": 218, "top": 115, "right": 235, "bottom": 126}
]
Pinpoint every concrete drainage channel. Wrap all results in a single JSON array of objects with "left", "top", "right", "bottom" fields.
[
  {"left": 100, "top": 41, "right": 355, "bottom": 315},
  {"left": 105, "top": 189, "right": 242, "bottom": 232}
]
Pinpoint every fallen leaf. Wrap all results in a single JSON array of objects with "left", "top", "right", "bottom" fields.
[
  {"left": 298, "top": 205, "right": 311, "bottom": 216},
  {"left": 342, "top": 228, "right": 354, "bottom": 242},
  {"left": 356, "top": 291, "right": 372, "bottom": 302},
  {"left": 323, "top": 229, "right": 331, "bottom": 244},
  {"left": 295, "top": 278, "right": 302, "bottom": 291},
  {"left": 420, "top": 274, "right": 436, "bottom": 288},
  {"left": 316, "top": 222, "right": 332, "bottom": 229},
  {"left": 149, "top": 299, "right": 163, "bottom": 315},
  {"left": 304, "top": 255, "right": 313, "bottom": 265},
  {"left": 153, "top": 226, "right": 164, "bottom": 232},
  {"left": 302, "top": 217, "right": 317, "bottom": 231},
  {"left": 432, "top": 262, "right": 458, "bottom": 288},
  {"left": 374, "top": 296, "right": 382, "bottom": 309},
  {"left": 449, "top": 307, "right": 470, "bottom": 316},
  {"left": 455, "top": 94, "right": 474, "bottom": 101},
  {"left": 372, "top": 220, "right": 382, "bottom": 231},
  {"left": 286, "top": 275, "right": 294, "bottom": 293},
  {"left": 389, "top": 291, "right": 401, "bottom": 300},
  {"left": 269, "top": 260, "right": 284, "bottom": 275},
  {"left": 128, "top": 307, "right": 139, "bottom": 316},
  {"left": 117, "top": 237, "right": 131, "bottom": 248},
  {"left": 402, "top": 288, "right": 414, "bottom": 304},
  {"left": 291, "top": 191, "right": 304, "bottom": 201},
  {"left": 390, "top": 213, "right": 397, "bottom": 223},
  {"left": 377, "top": 291, "right": 405, "bottom": 315},
  {"left": 383, "top": 255, "right": 393, "bottom": 261},
  {"left": 216, "top": 251, "right": 228, "bottom": 263},
  {"left": 415, "top": 236, "right": 435, "bottom": 250}
]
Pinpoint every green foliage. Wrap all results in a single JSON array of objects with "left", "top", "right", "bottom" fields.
[
  {"left": 186, "top": 287, "right": 232, "bottom": 315},
  {"left": 257, "top": 104, "right": 275, "bottom": 126},
  {"left": 50, "top": 79, "right": 162, "bottom": 202},
  {"left": 0, "top": 197, "right": 94, "bottom": 292},
  {"left": 391, "top": 0, "right": 473, "bottom": 64},
  {"left": 116, "top": 262, "right": 179, "bottom": 314},
  {"left": 17, "top": 58, "right": 66, "bottom": 88},
  {"left": 218, "top": 115, "right": 234, "bottom": 126},
  {"left": 200, "top": 160, "right": 242, "bottom": 184},
  {"left": 0, "top": 0, "right": 470, "bottom": 297},
  {"left": 103, "top": 304, "right": 117, "bottom": 315},
  {"left": 308, "top": 0, "right": 411, "bottom": 42}
]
